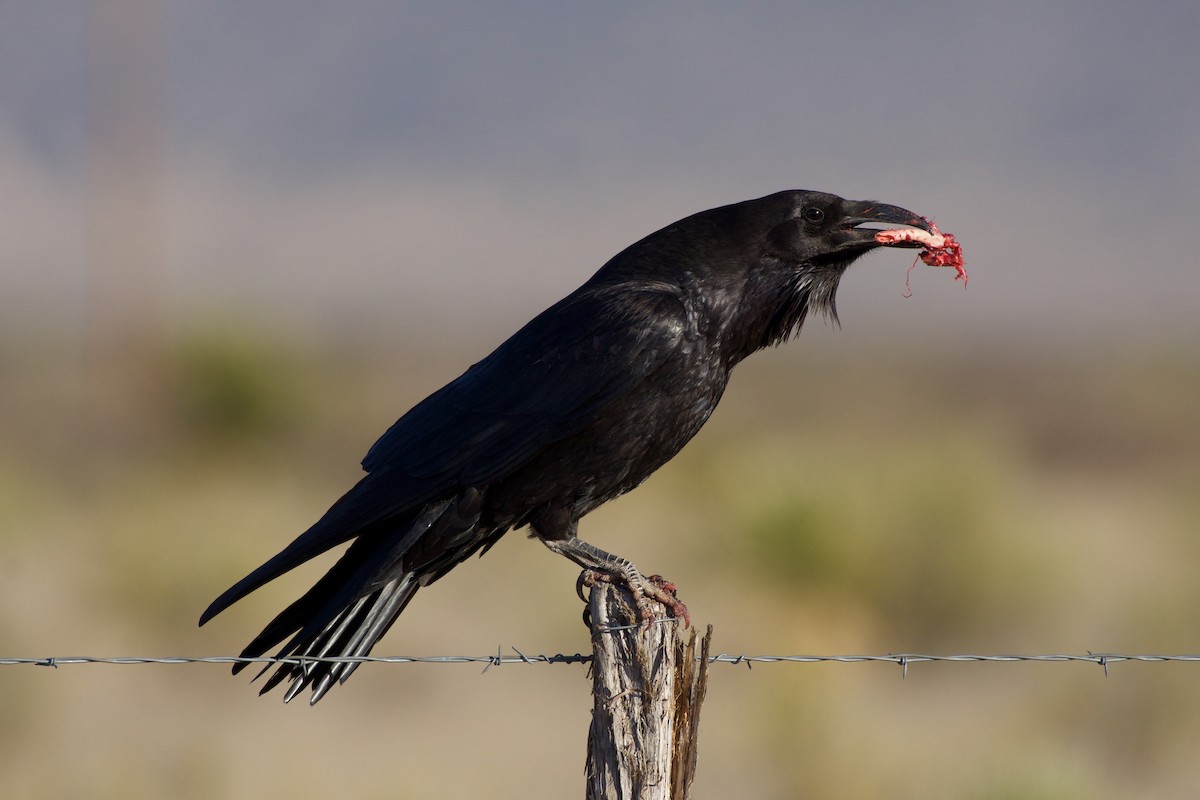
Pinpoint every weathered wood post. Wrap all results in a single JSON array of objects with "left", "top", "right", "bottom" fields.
[{"left": 585, "top": 582, "right": 712, "bottom": 800}]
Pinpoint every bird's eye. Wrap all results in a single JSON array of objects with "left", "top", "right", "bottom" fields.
[{"left": 802, "top": 207, "right": 825, "bottom": 223}]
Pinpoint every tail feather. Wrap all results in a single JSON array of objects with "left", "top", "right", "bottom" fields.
[
  {"left": 289, "top": 575, "right": 420, "bottom": 704},
  {"left": 198, "top": 477, "right": 397, "bottom": 627},
  {"left": 229, "top": 535, "right": 381, "bottom": 676},
  {"left": 208, "top": 488, "right": 489, "bottom": 704},
  {"left": 269, "top": 574, "right": 420, "bottom": 704}
]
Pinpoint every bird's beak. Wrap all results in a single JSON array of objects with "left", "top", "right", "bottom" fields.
[{"left": 839, "top": 200, "right": 932, "bottom": 250}]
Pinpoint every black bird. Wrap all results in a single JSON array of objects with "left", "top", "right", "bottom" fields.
[{"left": 200, "top": 189, "right": 937, "bottom": 703}]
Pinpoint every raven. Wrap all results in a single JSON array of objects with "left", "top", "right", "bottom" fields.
[{"left": 200, "top": 189, "right": 938, "bottom": 703}]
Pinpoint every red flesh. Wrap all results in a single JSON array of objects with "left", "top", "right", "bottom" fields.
[{"left": 874, "top": 219, "right": 967, "bottom": 296}]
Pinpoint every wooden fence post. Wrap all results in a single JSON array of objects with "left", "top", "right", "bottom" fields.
[{"left": 585, "top": 582, "right": 712, "bottom": 800}]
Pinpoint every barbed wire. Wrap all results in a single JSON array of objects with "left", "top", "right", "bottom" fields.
[{"left": 5, "top": 651, "right": 1200, "bottom": 677}]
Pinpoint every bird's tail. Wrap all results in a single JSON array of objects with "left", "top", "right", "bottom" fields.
[
  {"left": 217, "top": 488, "right": 487, "bottom": 704},
  {"left": 242, "top": 546, "right": 424, "bottom": 704}
]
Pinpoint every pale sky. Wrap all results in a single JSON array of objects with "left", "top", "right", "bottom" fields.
[{"left": 3, "top": 1, "right": 1199, "bottom": 349}]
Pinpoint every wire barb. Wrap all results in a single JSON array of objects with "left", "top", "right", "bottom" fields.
[{"left": 481, "top": 645, "right": 503, "bottom": 674}]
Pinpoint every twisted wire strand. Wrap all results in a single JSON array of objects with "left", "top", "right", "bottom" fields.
[{"left": 6, "top": 651, "right": 1200, "bottom": 675}]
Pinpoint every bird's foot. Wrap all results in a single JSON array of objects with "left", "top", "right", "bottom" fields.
[
  {"left": 577, "top": 569, "right": 691, "bottom": 628},
  {"left": 643, "top": 574, "right": 691, "bottom": 628}
]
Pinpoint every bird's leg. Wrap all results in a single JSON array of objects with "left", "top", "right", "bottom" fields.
[{"left": 544, "top": 537, "right": 690, "bottom": 627}]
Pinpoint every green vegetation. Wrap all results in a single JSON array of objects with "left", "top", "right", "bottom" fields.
[{"left": 171, "top": 327, "right": 306, "bottom": 440}]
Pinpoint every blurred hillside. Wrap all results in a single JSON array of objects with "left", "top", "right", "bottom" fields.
[{"left": 2, "top": 324, "right": 1198, "bottom": 799}]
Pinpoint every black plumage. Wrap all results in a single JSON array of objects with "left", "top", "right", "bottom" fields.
[{"left": 200, "top": 189, "right": 934, "bottom": 703}]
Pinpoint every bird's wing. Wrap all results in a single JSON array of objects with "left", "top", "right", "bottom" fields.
[
  {"left": 200, "top": 284, "right": 688, "bottom": 623},
  {"left": 363, "top": 282, "right": 688, "bottom": 486}
]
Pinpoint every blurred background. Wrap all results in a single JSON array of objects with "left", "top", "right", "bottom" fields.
[{"left": 3, "top": 2, "right": 1199, "bottom": 798}]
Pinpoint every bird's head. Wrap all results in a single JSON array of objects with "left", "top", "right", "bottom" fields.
[
  {"left": 593, "top": 189, "right": 942, "bottom": 363},
  {"left": 720, "top": 190, "right": 936, "bottom": 358},
  {"left": 761, "top": 190, "right": 933, "bottom": 265}
]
